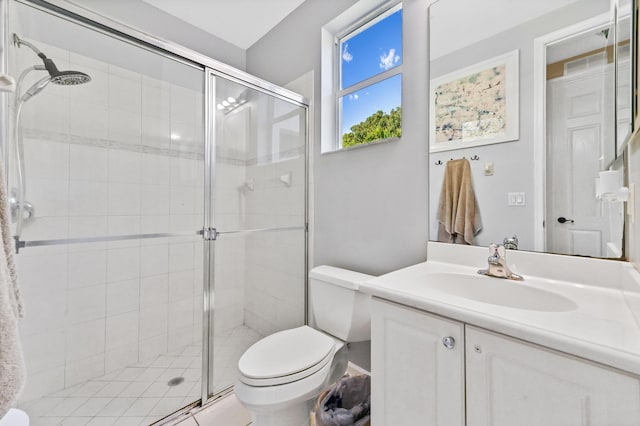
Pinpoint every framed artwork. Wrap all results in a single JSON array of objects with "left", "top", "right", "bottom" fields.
[{"left": 430, "top": 49, "right": 519, "bottom": 152}]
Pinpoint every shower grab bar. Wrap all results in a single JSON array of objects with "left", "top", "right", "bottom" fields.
[{"left": 14, "top": 225, "right": 306, "bottom": 252}]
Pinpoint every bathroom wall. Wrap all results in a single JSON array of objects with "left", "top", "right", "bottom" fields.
[
  {"left": 11, "top": 38, "right": 205, "bottom": 402},
  {"left": 59, "top": 0, "right": 246, "bottom": 70},
  {"left": 428, "top": 0, "right": 609, "bottom": 250},
  {"left": 247, "top": 0, "right": 430, "bottom": 276}
]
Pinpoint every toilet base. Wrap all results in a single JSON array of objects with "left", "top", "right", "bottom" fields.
[{"left": 251, "top": 399, "right": 313, "bottom": 426}]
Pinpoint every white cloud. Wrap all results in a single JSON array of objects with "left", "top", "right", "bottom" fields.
[
  {"left": 348, "top": 94, "right": 359, "bottom": 101},
  {"left": 379, "top": 48, "right": 400, "bottom": 70},
  {"left": 342, "top": 43, "right": 353, "bottom": 62}
]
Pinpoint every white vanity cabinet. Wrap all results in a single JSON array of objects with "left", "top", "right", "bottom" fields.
[
  {"left": 465, "top": 326, "right": 640, "bottom": 426},
  {"left": 371, "top": 298, "right": 465, "bottom": 426},
  {"left": 371, "top": 298, "right": 640, "bottom": 426}
]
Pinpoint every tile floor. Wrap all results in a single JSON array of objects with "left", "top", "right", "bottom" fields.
[{"left": 19, "top": 325, "right": 263, "bottom": 426}]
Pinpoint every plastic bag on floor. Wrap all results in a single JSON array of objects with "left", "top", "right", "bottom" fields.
[{"left": 315, "top": 375, "right": 371, "bottom": 426}]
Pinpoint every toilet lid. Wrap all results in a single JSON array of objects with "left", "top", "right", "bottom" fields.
[{"left": 238, "top": 326, "right": 335, "bottom": 380}]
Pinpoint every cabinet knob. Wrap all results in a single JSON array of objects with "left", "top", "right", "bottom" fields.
[{"left": 442, "top": 336, "right": 456, "bottom": 349}]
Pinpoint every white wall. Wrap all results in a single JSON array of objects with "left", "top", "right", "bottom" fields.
[
  {"left": 59, "top": 0, "right": 247, "bottom": 70},
  {"left": 428, "top": 0, "right": 609, "bottom": 251},
  {"left": 247, "top": 0, "right": 429, "bottom": 276}
]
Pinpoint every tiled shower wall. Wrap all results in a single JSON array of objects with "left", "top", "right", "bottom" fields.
[{"left": 11, "top": 39, "right": 207, "bottom": 402}]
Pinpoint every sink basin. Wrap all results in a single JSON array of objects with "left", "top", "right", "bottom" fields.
[{"left": 426, "top": 273, "right": 577, "bottom": 312}]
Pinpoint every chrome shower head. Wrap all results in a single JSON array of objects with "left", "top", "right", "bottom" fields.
[
  {"left": 13, "top": 33, "right": 91, "bottom": 86},
  {"left": 50, "top": 70, "right": 91, "bottom": 86}
]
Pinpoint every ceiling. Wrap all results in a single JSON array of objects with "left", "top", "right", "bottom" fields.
[{"left": 140, "top": 0, "right": 306, "bottom": 50}]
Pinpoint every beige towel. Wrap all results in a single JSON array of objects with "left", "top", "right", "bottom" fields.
[
  {"left": 0, "top": 155, "right": 25, "bottom": 418},
  {"left": 437, "top": 158, "right": 482, "bottom": 244}
]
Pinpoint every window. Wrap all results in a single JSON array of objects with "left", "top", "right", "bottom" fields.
[{"left": 336, "top": 4, "right": 402, "bottom": 149}]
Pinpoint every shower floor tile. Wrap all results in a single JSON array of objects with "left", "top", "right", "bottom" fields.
[
  {"left": 20, "top": 344, "right": 200, "bottom": 426},
  {"left": 19, "top": 325, "right": 263, "bottom": 426}
]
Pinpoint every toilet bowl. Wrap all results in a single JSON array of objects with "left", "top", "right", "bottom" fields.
[
  {"left": 235, "top": 266, "right": 373, "bottom": 426},
  {"left": 0, "top": 409, "right": 29, "bottom": 426}
]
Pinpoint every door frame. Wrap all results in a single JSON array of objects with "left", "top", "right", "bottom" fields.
[{"left": 532, "top": 12, "right": 613, "bottom": 252}]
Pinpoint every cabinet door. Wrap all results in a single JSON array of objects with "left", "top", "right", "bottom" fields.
[
  {"left": 466, "top": 326, "right": 640, "bottom": 426},
  {"left": 371, "top": 298, "right": 464, "bottom": 425}
]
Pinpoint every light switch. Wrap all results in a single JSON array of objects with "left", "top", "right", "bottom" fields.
[
  {"left": 508, "top": 192, "right": 525, "bottom": 206},
  {"left": 484, "top": 162, "right": 494, "bottom": 176}
]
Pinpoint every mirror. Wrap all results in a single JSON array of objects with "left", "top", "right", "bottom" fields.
[{"left": 428, "top": 0, "right": 633, "bottom": 258}]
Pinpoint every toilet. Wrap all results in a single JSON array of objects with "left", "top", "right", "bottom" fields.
[
  {"left": 234, "top": 265, "right": 373, "bottom": 426},
  {"left": 0, "top": 409, "right": 29, "bottom": 426}
]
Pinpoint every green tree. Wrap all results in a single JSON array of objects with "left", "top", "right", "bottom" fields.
[{"left": 342, "top": 106, "right": 402, "bottom": 148}]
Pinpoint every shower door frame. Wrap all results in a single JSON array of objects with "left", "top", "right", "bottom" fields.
[{"left": 1, "top": 0, "right": 310, "bottom": 419}]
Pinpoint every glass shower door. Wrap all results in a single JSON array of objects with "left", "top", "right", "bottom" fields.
[
  {"left": 205, "top": 71, "right": 307, "bottom": 396},
  {"left": 9, "top": 2, "right": 206, "bottom": 423}
]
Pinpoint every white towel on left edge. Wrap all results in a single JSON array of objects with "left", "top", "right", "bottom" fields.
[{"left": 0, "top": 154, "right": 25, "bottom": 419}]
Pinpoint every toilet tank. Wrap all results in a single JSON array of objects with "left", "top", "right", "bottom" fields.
[{"left": 309, "top": 265, "right": 374, "bottom": 342}]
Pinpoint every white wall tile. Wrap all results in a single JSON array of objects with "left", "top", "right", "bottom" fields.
[
  {"left": 68, "top": 250, "right": 107, "bottom": 288},
  {"left": 17, "top": 366, "right": 65, "bottom": 402},
  {"left": 22, "top": 330, "right": 65, "bottom": 374},
  {"left": 106, "top": 215, "right": 141, "bottom": 250},
  {"left": 65, "top": 354, "right": 105, "bottom": 388},
  {"left": 68, "top": 65, "right": 109, "bottom": 106},
  {"left": 107, "top": 247, "right": 140, "bottom": 282},
  {"left": 141, "top": 185, "right": 170, "bottom": 215},
  {"left": 139, "top": 334, "right": 167, "bottom": 362},
  {"left": 170, "top": 187, "right": 196, "bottom": 215},
  {"left": 70, "top": 145, "right": 108, "bottom": 181},
  {"left": 170, "top": 158, "right": 199, "bottom": 187},
  {"left": 139, "top": 304, "right": 168, "bottom": 340},
  {"left": 106, "top": 279, "right": 139, "bottom": 316},
  {"left": 142, "top": 115, "right": 171, "bottom": 150},
  {"left": 141, "top": 154, "right": 171, "bottom": 186},
  {"left": 66, "top": 319, "right": 106, "bottom": 362},
  {"left": 169, "top": 242, "right": 193, "bottom": 272},
  {"left": 107, "top": 183, "right": 141, "bottom": 216},
  {"left": 109, "top": 73, "right": 141, "bottom": 112},
  {"left": 170, "top": 85, "right": 196, "bottom": 123},
  {"left": 23, "top": 139, "right": 69, "bottom": 180},
  {"left": 108, "top": 108, "right": 141, "bottom": 144},
  {"left": 140, "top": 274, "right": 169, "bottom": 308},
  {"left": 66, "top": 284, "right": 106, "bottom": 324},
  {"left": 21, "top": 93, "right": 70, "bottom": 135},
  {"left": 69, "top": 100, "right": 109, "bottom": 139},
  {"left": 106, "top": 311, "right": 139, "bottom": 351},
  {"left": 169, "top": 270, "right": 194, "bottom": 302},
  {"left": 168, "top": 298, "right": 193, "bottom": 331},
  {"left": 27, "top": 178, "right": 69, "bottom": 217},
  {"left": 142, "top": 78, "right": 170, "bottom": 119},
  {"left": 69, "top": 181, "right": 108, "bottom": 216},
  {"left": 105, "top": 345, "right": 139, "bottom": 374},
  {"left": 168, "top": 327, "right": 193, "bottom": 353},
  {"left": 140, "top": 244, "right": 169, "bottom": 277},
  {"left": 108, "top": 150, "right": 141, "bottom": 183}
]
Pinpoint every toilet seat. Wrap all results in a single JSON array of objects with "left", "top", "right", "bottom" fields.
[{"left": 238, "top": 326, "right": 336, "bottom": 387}]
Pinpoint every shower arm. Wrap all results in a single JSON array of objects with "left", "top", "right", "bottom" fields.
[{"left": 13, "top": 34, "right": 43, "bottom": 57}]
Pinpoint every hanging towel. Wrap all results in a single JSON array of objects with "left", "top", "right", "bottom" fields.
[
  {"left": 437, "top": 158, "right": 482, "bottom": 245},
  {"left": 0, "top": 155, "right": 25, "bottom": 419}
]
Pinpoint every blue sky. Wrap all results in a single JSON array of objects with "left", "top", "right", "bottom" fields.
[{"left": 340, "top": 8, "right": 402, "bottom": 132}]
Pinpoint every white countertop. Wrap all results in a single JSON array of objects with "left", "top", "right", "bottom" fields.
[{"left": 360, "top": 245, "right": 640, "bottom": 376}]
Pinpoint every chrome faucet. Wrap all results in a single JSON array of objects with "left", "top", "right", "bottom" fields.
[{"left": 477, "top": 243, "right": 524, "bottom": 281}]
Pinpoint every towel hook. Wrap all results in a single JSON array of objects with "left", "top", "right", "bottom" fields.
[
  {"left": 435, "top": 160, "right": 443, "bottom": 165},
  {"left": 470, "top": 154, "right": 480, "bottom": 160}
]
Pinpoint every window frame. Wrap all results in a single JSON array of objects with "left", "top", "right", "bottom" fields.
[{"left": 334, "top": 2, "right": 403, "bottom": 150}]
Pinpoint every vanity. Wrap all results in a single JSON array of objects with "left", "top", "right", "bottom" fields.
[{"left": 360, "top": 243, "right": 640, "bottom": 425}]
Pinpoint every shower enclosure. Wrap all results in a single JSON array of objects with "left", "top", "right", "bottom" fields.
[{"left": 1, "top": 1, "right": 307, "bottom": 424}]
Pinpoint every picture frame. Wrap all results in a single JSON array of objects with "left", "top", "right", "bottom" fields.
[{"left": 429, "top": 49, "right": 519, "bottom": 153}]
